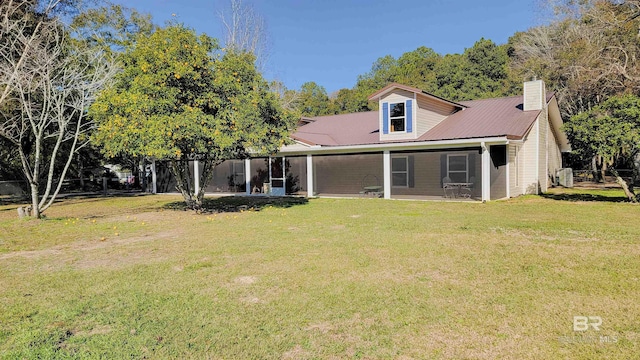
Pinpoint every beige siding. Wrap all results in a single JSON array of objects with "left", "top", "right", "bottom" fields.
[
  {"left": 415, "top": 96, "right": 456, "bottom": 137},
  {"left": 523, "top": 80, "right": 545, "bottom": 111},
  {"left": 509, "top": 145, "right": 522, "bottom": 197},
  {"left": 538, "top": 110, "right": 549, "bottom": 192},
  {"left": 380, "top": 89, "right": 414, "bottom": 103},
  {"left": 521, "top": 118, "right": 539, "bottom": 194},
  {"left": 380, "top": 90, "right": 416, "bottom": 142},
  {"left": 490, "top": 146, "right": 508, "bottom": 200}
]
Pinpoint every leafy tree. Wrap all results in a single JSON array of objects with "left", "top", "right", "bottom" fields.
[
  {"left": 90, "top": 24, "right": 296, "bottom": 209},
  {"left": 328, "top": 88, "right": 370, "bottom": 114},
  {"left": 564, "top": 94, "right": 640, "bottom": 201},
  {"left": 296, "top": 81, "right": 331, "bottom": 116},
  {"left": 70, "top": 4, "right": 155, "bottom": 55}
]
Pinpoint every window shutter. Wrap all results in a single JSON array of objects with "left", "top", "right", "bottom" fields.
[
  {"left": 468, "top": 153, "right": 475, "bottom": 182},
  {"left": 408, "top": 155, "right": 415, "bottom": 188},
  {"left": 382, "top": 102, "right": 389, "bottom": 134},
  {"left": 406, "top": 99, "right": 413, "bottom": 133},
  {"left": 440, "top": 154, "right": 447, "bottom": 187}
]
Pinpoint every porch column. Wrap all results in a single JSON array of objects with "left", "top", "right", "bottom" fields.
[
  {"left": 481, "top": 143, "right": 490, "bottom": 202},
  {"left": 383, "top": 150, "right": 391, "bottom": 199},
  {"left": 245, "top": 159, "right": 251, "bottom": 195},
  {"left": 506, "top": 147, "right": 510, "bottom": 199},
  {"left": 151, "top": 159, "right": 157, "bottom": 194},
  {"left": 306, "top": 154, "right": 314, "bottom": 197},
  {"left": 193, "top": 159, "right": 200, "bottom": 195}
]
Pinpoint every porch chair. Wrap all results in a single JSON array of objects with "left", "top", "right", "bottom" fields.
[
  {"left": 442, "top": 176, "right": 456, "bottom": 199},
  {"left": 459, "top": 176, "right": 475, "bottom": 199}
]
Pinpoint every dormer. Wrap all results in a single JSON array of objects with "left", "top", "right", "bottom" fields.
[{"left": 368, "top": 83, "right": 465, "bottom": 142}]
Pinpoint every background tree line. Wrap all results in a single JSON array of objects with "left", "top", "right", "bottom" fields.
[
  {"left": 284, "top": 0, "right": 640, "bottom": 199},
  {"left": 4, "top": 0, "right": 640, "bottom": 211}
]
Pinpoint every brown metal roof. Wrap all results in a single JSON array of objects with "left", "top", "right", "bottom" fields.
[
  {"left": 419, "top": 95, "right": 540, "bottom": 141},
  {"left": 291, "top": 94, "right": 555, "bottom": 147},
  {"left": 292, "top": 111, "right": 379, "bottom": 146}
]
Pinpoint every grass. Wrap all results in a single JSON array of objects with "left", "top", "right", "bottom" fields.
[{"left": 0, "top": 189, "right": 638, "bottom": 359}]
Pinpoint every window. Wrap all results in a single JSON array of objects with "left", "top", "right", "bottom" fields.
[
  {"left": 389, "top": 102, "right": 405, "bottom": 132},
  {"left": 392, "top": 156, "right": 408, "bottom": 187},
  {"left": 447, "top": 154, "right": 468, "bottom": 183}
]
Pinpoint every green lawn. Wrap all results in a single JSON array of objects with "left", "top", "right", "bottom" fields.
[{"left": 0, "top": 190, "right": 638, "bottom": 359}]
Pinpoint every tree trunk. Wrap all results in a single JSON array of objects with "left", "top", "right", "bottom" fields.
[
  {"left": 610, "top": 168, "right": 638, "bottom": 203},
  {"left": 168, "top": 158, "right": 223, "bottom": 210},
  {"left": 30, "top": 182, "right": 40, "bottom": 218},
  {"left": 195, "top": 159, "right": 223, "bottom": 206},
  {"left": 170, "top": 158, "right": 199, "bottom": 209}
]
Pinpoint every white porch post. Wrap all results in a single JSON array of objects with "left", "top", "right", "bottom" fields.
[
  {"left": 245, "top": 159, "right": 251, "bottom": 195},
  {"left": 481, "top": 143, "right": 490, "bottom": 202},
  {"left": 306, "top": 154, "right": 314, "bottom": 197},
  {"left": 193, "top": 159, "right": 200, "bottom": 195},
  {"left": 506, "top": 146, "right": 510, "bottom": 199},
  {"left": 383, "top": 151, "right": 391, "bottom": 199},
  {"left": 151, "top": 159, "right": 157, "bottom": 194}
]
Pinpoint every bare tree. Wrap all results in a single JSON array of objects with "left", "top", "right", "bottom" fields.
[
  {"left": 514, "top": 0, "right": 640, "bottom": 118},
  {"left": 218, "top": 0, "right": 269, "bottom": 70},
  {"left": 0, "top": 0, "right": 117, "bottom": 218},
  {"left": 269, "top": 80, "right": 300, "bottom": 113}
]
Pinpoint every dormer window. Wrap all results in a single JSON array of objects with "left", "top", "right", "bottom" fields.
[{"left": 389, "top": 102, "right": 405, "bottom": 132}]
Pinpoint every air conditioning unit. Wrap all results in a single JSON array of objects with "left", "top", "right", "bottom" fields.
[{"left": 556, "top": 168, "right": 573, "bottom": 188}]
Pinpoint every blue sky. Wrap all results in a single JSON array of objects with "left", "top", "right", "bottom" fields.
[{"left": 113, "top": 0, "right": 543, "bottom": 94}]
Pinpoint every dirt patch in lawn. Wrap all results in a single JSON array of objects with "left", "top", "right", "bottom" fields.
[{"left": 0, "top": 229, "right": 184, "bottom": 271}]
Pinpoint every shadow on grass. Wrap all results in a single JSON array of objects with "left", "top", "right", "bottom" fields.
[
  {"left": 541, "top": 193, "right": 629, "bottom": 203},
  {"left": 0, "top": 191, "right": 151, "bottom": 211},
  {"left": 163, "top": 196, "right": 309, "bottom": 213}
]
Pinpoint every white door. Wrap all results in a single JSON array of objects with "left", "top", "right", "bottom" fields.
[{"left": 269, "top": 157, "right": 286, "bottom": 196}]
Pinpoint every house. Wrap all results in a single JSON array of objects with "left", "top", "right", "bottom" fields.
[{"left": 154, "top": 79, "right": 570, "bottom": 201}]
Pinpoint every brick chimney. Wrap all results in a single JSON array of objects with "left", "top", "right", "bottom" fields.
[{"left": 523, "top": 79, "right": 546, "bottom": 111}]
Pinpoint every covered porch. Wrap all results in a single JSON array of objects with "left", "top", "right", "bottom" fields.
[{"left": 152, "top": 141, "right": 510, "bottom": 202}]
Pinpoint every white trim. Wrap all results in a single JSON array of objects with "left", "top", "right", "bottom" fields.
[
  {"left": 306, "top": 154, "right": 314, "bottom": 197},
  {"left": 383, "top": 151, "right": 391, "bottom": 199},
  {"left": 369, "top": 85, "right": 466, "bottom": 109},
  {"left": 506, "top": 147, "right": 510, "bottom": 199},
  {"left": 391, "top": 156, "right": 409, "bottom": 188},
  {"left": 535, "top": 118, "right": 540, "bottom": 194},
  {"left": 194, "top": 159, "right": 200, "bottom": 195},
  {"left": 545, "top": 110, "right": 549, "bottom": 191},
  {"left": 389, "top": 101, "right": 407, "bottom": 133},
  {"left": 278, "top": 136, "right": 510, "bottom": 156},
  {"left": 481, "top": 143, "right": 490, "bottom": 202},
  {"left": 269, "top": 156, "right": 286, "bottom": 195},
  {"left": 244, "top": 159, "right": 251, "bottom": 195},
  {"left": 413, "top": 92, "right": 417, "bottom": 139},
  {"left": 447, "top": 153, "right": 469, "bottom": 183}
]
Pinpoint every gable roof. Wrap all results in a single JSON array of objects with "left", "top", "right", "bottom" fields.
[
  {"left": 292, "top": 93, "right": 558, "bottom": 147},
  {"left": 367, "top": 83, "right": 467, "bottom": 109}
]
